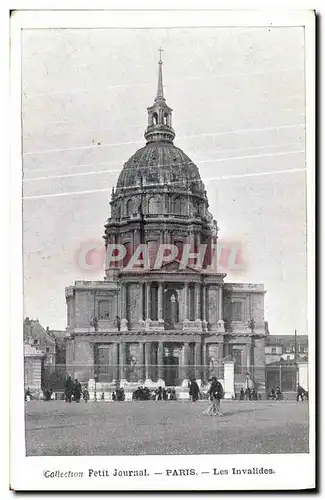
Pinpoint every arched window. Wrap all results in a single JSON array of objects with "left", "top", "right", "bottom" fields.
[
  {"left": 123, "top": 242, "right": 131, "bottom": 268},
  {"left": 173, "top": 197, "right": 181, "bottom": 214},
  {"left": 170, "top": 172, "right": 177, "bottom": 184},
  {"left": 164, "top": 113, "right": 169, "bottom": 125},
  {"left": 126, "top": 199, "right": 133, "bottom": 215},
  {"left": 148, "top": 196, "right": 159, "bottom": 214},
  {"left": 180, "top": 197, "right": 186, "bottom": 215},
  {"left": 153, "top": 112, "right": 158, "bottom": 125},
  {"left": 147, "top": 240, "right": 159, "bottom": 268},
  {"left": 174, "top": 240, "right": 183, "bottom": 260}
]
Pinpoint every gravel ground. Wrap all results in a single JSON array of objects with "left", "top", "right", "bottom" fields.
[{"left": 25, "top": 400, "right": 309, "bottom": 456}]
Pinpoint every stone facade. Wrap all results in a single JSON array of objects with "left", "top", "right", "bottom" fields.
[
  {"left": 65, "top": 58, "right": 267, "bottom": 396},
  {"left": 24, "top": 342, "right": 43, "bottom": 391}
]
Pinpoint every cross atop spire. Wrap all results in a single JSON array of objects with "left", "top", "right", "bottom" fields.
[{"left": 155, "top": 48, "right": 165, "bottom": 102}]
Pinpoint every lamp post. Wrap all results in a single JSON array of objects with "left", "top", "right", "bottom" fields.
[{"left": 294, "top": 329, "right": 299, "bottom": 388}]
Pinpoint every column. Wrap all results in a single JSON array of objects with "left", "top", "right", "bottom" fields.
[
  {"left": 158, "top": 282, "right": 164, "bottom": 323},
  {"left": 139, "top": 283, "right": 144, "bottom": 322},
  {"left": 202, "top": 285, "right": 206, "bottom": 321},
  {"left": 202, "top": 284, "right": 208, "bottom": 330},
  {"left": 145, "top": 342, "right": 152, "bottom": 382},
  {"left": 202, "top": 342, "right": 208, "bottom": 383},
  {"left": 139, "top": 343, "right": 145, "bottom": 382},
  {"left": 112, "top": 343, "right": 118, "bottom": 382},
  {"left": 218, "top": 285, "right": 223, "bottom": 320},
  {"left": 157, "top": 342, "right": 164, "bottom": 382},
  {"left": 146, "top": 282, "right": 151, "bottom": 321},
  {"left": 181, "top": 342, "right": 190, "bottom": 383},
  {"left": 183, "top": 283, "right": 189, "bottom": 323},
  {"left": 120, "top": 282, "right": 128, "bottom": 331},
  {"left": 119, "top": 342, "right": 126, "bottom": 384},
  {"left": 117, "top": 282, "right": 122, "bottom": 319},
  {"left": 195, "top": 283, "right": 201, "bottom": 322},
  {"left": 246, "top": 343, "right": 251, "bottom": 376},
  {"left": 217, "top": 285, "right": 225, "bottom": 332},
  {"left": 194, "top": 342, "right": 202, "bottom": 381}
]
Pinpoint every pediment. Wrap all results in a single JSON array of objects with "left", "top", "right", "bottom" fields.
[{"left": 158, "top": 259, "right": 201, "bottom": 273}]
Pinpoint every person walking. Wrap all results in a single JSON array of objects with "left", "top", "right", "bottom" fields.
[
  {"left": 297, "top": 383, "right": 305, "bottom": 402},
  {"left": 64, "top": 375, "right": 74, "bottom": 403},
  {"left": 73, "top": 379, "right": 82, "bottom": 403},
  {"left": 82, "top": 387, "right": 89, "bottom": 402},
  {"left": 189, "top": 379, "right": 200, "bottom": 402},
  {"left": 203, "top": 377, "right": 224, "bottom": 416}
]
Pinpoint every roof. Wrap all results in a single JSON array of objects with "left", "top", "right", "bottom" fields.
[
  {"left": 49, "top": 329, "right": 67, "bottom": 339},
  {"left": 23, "top": 318, "right": 55, "bottom": 345},
  {"left": 266, "top": 335, "right": 308, "bottom": 347},
  {"left": 116, "top": 142, "right": 206, "bottom": 197}
]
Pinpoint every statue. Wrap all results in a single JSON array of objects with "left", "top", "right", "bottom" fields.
[
  {"left": 90, "top": 316, "right": 98, "bottom": 331},
  {"left": 248, "top": 318, "right": 256, "bottom": 333},
  {"left": 210, "top": 220, "right": 219, "bottom": 238}
]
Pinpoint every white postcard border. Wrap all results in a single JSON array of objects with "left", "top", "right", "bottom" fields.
[{"left": 9, "top": 7, "right": 315, "bottom": 492}]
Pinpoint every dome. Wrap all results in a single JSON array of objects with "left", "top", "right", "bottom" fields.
[{"left": 116, "top": 142, "right": 206, "bottom": 197}]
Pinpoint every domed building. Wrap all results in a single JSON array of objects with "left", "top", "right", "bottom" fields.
[{"left": 65, "top": 57, "right": 267, "bottom": 398}]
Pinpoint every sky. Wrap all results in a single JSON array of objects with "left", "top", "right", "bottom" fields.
[{"left": 22, "top": 27, "right": 307, "bottom": 334}]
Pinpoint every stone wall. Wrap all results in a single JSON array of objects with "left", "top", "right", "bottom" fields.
[
  {"left": 207, "top": 286, "right": 218, "bottom": 326},
  {"left": 128, "top": 283, "right": 140, "bottom": 328},
  {"left": 72, "top": 340, "right": 94, "bottom": 382},
  {"left": 75, "top": 291, "right": 94, "bottom": 328},
  {"left": 251, "top": 292, "right": 265, "bottom": 329}
]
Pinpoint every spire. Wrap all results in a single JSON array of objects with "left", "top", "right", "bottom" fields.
[
  {"left": 144, "top": 50, "right": 175, "bottom": 144},
  {"left": 155, "top": 48, "right": 165, "bottom": 102}
]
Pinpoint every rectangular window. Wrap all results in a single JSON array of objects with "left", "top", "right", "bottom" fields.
[
  {"left": 232, "top": 348, "right": 243, "bottom": 374},
  {"left": 232, "top": 301, "right": 243, "bottom": 321},
  {"left": 271, "top": 347, "right": 276, "bottom": 354},
  {"left": 98, "top": 300, "right": 110, "bottom": 320},
  {"left": 46, "top": 347, "right": 50, "bottom": 353}
]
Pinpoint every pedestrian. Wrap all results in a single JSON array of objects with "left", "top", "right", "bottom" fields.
[
  {"left": 73, "top": 379, "right": 82, "bottom": 403},
  {"left": 83, "top": 387, "right": 89, "bottom": 402},
  {"left": 296, "top": 383, "right": 305, "bottom": 402},
  {"left": 203, "top": 377, "right": 224, "bottom": 416},
  {"left": 275, "top": 386, "right": 283, "bottom": 401},
  {"left": 239, "top": 388, "right": 245, "bottom": 400},
  {"left": 43, "top": 388, "right": 52, "bottom": 401},
  {"left": 64, "top": 375, "right": 74, "bottom": 403},
  {"left": 157, "top": 386, "right": 163, "bottom": 401},
  {"left": 189, "top": 378, "right": 200, "bottom": 402},
  {"left": 25, "top": 387, "right": 32, "bottom": 402}
]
